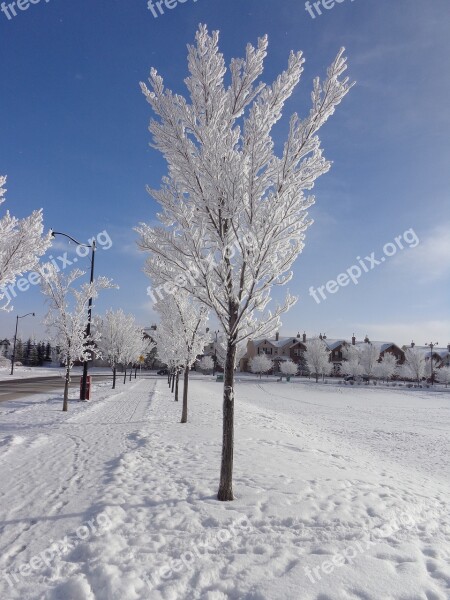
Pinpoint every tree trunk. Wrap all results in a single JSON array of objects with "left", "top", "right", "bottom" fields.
[
  {"left": 112, "top": 366, "right": 116, "bottom": 389},
  {"left": 175, "top": 370, "right": 179, "bottom": 402},
  {"left": 63, "top": 362, "right": 70, "bottom": 412},
  {"left": 218, "top": 340, "right": 237, "bottom": 501},
  {"left": 134, "top": 366, "right": 138, "bottom": 379},
  {"left": 123, "top": 367, "right": 127, "bottom": 384},
  {"left": 171, "top": 371, "right": 175, "bottom": 393},
  {"left": 129, "top": 367, "right": 132, "bottom": 381},
  {"left": 181, "top": 365, "right": 189, "bottom": 423},
  {"left": 168, "top": 371, "right": 171, "bottom": 386},
  {"left": 315, "top": 372, "right": 319, "bottom": 383}
]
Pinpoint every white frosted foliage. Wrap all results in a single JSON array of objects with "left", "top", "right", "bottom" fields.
[{"left": 0, "top": 175, "right": 52, "bottom": 310}]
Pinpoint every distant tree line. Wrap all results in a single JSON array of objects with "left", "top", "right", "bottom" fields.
[{"left": 10, "top": 339, "right": 54, "bottom": 366}]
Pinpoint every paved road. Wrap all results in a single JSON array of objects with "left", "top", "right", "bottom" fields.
[{"left": 0, "top": 374, "right": 114, "bottom": 403}]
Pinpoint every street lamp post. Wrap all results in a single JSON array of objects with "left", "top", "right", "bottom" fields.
[
  {"left": 425, "top": 341, "right": 438, "bottom": 385},
  {"left": 51, "top": 231, "right": 96, "bottom": 400},
  {"left": 10, "top": 313, "right": 35, "bottom": 375},
  {"left": 213, "top": 330, "right": 219, "bottom": 376}
]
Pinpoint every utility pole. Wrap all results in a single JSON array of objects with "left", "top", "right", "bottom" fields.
[
  {"left": 10, "top": 313, "right": 35, "bottom": 376},
  {"left": 425, "top": 341, "right": 438, "bottom": 385}
]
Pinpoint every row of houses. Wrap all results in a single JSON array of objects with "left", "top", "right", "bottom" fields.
[
  {"left": 3, "top": 329, "right": 449, "bottom": 375},
  {"left": 238, "top": 333, "right": 450, "bottom": 373}
]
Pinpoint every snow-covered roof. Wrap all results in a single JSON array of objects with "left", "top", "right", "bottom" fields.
[
  {"left": 354, "top": 341, "right": 400, "bottom": 353},
  {"left": 411, "top": 346, "right": 450, "bottom": 359},
  {"left": 252, "top": 336, "right": 304, "bottom": 349},
  {"left": 322, "top": 339, "right": 347, "bottom": 351}
]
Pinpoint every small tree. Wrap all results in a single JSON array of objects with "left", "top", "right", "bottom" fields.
[
  {"left": 296, "top": 350, "right": 308, "bottom": 376},
  {"left": 250, "top": 354, "right": 273, "bottom": 379},
  {"left": 403, "top": 347, "right": 427, "bottom": 385},
  {"left": 37, "top": 342, "right": 45, "bottom": 366},
  {"left": 358, "top": 343, "right": 381, "bottom": 381},
  {"left": 280, "top": 359, "right": 298, "bottom": 378},
  {"left": 305, "top": 338, "right": 331, "bottom": 382},
  {"left": 0, "top": 176, "right": 52, "bottom": 310},
  {"left": 436, "top": 366, "right": 450, "bottom": 388},
  {"left": 95, "top": 310, "right": 144, "bottom": 389},
  {"left": 341, "top": 358, "right": 363, "bottom": 379},
  {"left": 29, "top": 345, "right": 40, "bottom": 367},
  {"left": 154, "top": 291, "right": 209, "bottom": 422},
  {"left": 198, "top": 355, "right": 214, "bottom": 373},
  {"left": 14, "top": 339, "right": 24, "bottom": 365},
  {"left": 40, "top": 264, "right": 115, "bottom": 411},
  {"left": 374, "top": 353, "right": 397, "bottom": 382},
  {"left": 121, "top": 327, "right": 151, "bottom": 384}
]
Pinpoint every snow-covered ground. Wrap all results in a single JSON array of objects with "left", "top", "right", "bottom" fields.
[
  {"left": 0, "top": 366, "right": 63, "bottom": 381},
  {"left": 0, "top": 377, "right": 449, "bottom": 599},
  {"left": 0, "top": 366, "right": 118, "bottom": 381}
]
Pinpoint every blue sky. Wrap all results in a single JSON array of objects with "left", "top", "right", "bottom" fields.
[{"left": 1, "top": 0, "right": 449, "bottom": 346}]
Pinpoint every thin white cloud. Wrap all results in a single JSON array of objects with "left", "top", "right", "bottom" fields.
[{"left": 389, "top": 224, "right": 450, "bottom": 284}]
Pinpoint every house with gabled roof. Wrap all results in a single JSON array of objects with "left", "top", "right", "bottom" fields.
[
  {"left": 240, "top": 332, "right": 307, "bottom": 372},
  {"left": 354, "top": 336, "right": 405, "bottom": 364},
  {"left": 240, "top": 332, "right": 409, "bottom": 373},
  {"left": 318, "top": 335, "right": 349, "bottom": 370},
  {"left": 405, "top": 343, "right": 450, "bottom": 368}
]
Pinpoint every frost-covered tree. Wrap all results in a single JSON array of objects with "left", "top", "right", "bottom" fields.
[
  {"left": 133, "top": 335, "right": 155, "bottom": 379},
  {"left": 305, "top": 338, "right": 332, "bottom": 382},
  {"left": 121, "top": 326, "right": 151, "bottom": 384},
  {"left": 154, "top": 291, "right": 209, "bottom": 422},
  {"left": 39, "top": 264, "right": 115, "bottom": 411},
  {"left": 95, "top": 310, "right": 148, "bottom": 388},
  {"left": 436, "top": 366, "right": 450, "bottom": 388},
  {"left": 249, "top": 354, "right": 273, "bottom": 379},
  {"left": 341, "top": 345, "right": 364, "bottom": 380},
  {"left": 198, "top": 355, "right": 214, "bottom": 372},
  {"left": 342, "top": 343, "right": 380, "bottom": 381},
  {"left": 280, "top": 359, "right": 298, "bottom": 377},
  {"left": 358, "top": 343, "right": 381, "bottom": 381},
  {"left": 0, "top": 176, "right": 52, "bottom": 310},
  {"left": 136, "top": 26, "right": 352, "bottom": 500},
  {"left": 403, "top": 347, "right": 427, "bottom": 384},
  {"left": 154, "top": 328, "right": 183, "bottom": 397},
  {"left": 374, "top": 352, "right": 397, "bottom": 382}
]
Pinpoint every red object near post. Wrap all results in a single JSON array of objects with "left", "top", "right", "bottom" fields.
[{"left": 80, "top": 375, "right": 91, "bottom": 400}]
